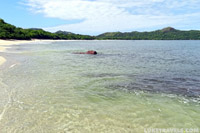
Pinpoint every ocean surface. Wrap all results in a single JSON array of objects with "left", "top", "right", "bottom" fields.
[{"left": 0, "top": 40, "right": 200, "bottom": 132}]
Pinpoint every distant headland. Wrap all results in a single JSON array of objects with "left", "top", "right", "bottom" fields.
[{"left": 0, "top": 18, "right": 200, "bottom": 40}]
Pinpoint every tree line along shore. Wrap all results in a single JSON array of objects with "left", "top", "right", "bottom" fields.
[{"left": 1, "top": 18, "right": 200, "bottom": 40}]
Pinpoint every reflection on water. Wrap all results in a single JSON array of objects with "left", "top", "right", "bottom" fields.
[{"left": 0, "top": 40, "right": 200, "bottom": 132}]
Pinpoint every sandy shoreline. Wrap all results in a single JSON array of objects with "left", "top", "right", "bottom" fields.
[{"left": 0, "top": 39, "right": 58, "bottom": 66}]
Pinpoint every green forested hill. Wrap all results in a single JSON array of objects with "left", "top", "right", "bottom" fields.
[
  {"left": 1, "top": 18, "right": 200, "bottom": 40},
  {"left": 97, "top": 27, "right": 200, "bottom": 40},
  {"left": 0, "top": 19, "right": 95, "bottom": 40}
]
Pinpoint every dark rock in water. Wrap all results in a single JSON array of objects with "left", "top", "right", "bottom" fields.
[
  {"left": 74, "top": 50, "right": 97, "bottom": 55},
  {"left": 86, "top": 50, "right": 97, "bottom": 55}
]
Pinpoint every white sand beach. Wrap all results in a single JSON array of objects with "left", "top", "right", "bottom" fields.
[{"left": 0, "top": 56, "right": 6, "bottom": 66}]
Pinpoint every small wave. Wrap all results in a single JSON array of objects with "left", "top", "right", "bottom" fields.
[
  {"left": 84, "top": 73, "right": 122, "bottom": 78},
  {"left": 9, "top": 64, "right": 17, "bottom": 68}
]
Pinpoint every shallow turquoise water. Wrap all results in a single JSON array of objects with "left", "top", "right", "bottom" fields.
[{"left": 0, "top": 40, "right": 200, "bottom": 132}]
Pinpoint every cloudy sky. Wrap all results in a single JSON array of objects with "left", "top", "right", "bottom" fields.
[{"left": 0, "top": 0, "right": 200, "bottom": 35}]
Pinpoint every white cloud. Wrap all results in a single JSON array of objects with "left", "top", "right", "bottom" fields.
[{"left": 23, "top": 0, "right": 200, "bottom": 35}]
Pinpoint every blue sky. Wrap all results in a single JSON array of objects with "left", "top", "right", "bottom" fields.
[
  {"left": 0, "top": 0, "right": 80, "bottom": 28},
  {"left": 0, "top": 0, "right": 200, "bottom": 35}
]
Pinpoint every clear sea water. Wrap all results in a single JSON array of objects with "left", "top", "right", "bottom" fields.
[{"left": 0, "top": 40, "right": 200, "bottom": 132}]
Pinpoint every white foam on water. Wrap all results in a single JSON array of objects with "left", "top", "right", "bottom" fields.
[
  {"left": 9, "top": 64, "right": 17, "bottom": 68},
  {"left": 0, "top": 79, "right": 13, "bottom": 122}
]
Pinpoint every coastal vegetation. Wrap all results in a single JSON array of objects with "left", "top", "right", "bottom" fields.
[
  {"left": 1, "top": 18, "right": 200, "bottom": 40},
  {"left": 0, "top": 19, "right": 95, "bottom": 40},
  {"left": 97, "top": 27, "right": 200, "bottom": 40}
]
